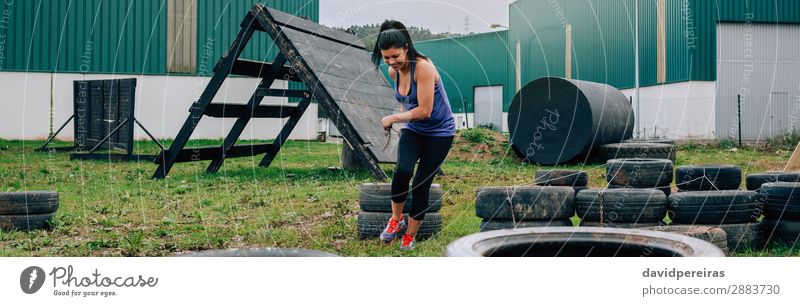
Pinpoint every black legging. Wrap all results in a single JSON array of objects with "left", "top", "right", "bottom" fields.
[{"left": 391, "top": 129, "right": 454, "bottom": 221}]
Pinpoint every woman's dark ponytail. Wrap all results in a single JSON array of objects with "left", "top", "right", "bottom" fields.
[{"left": 371, "top": 20, "right": 428, "bottom": 67}]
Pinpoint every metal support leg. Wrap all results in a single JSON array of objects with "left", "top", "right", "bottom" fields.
[
  {"left": 88, "top": 118, "right": 130, "bottom": 153},
  {"left": 134, "top": 119, "right": 165, "bottom": 151},
  {"left": 36, "top": 115, "right": 75, "bottom": 152}
]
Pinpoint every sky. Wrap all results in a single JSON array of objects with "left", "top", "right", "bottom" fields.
[{"left": 319, "top": 0, "right": 513, "bottom": 34}]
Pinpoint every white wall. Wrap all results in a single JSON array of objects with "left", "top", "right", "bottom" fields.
[
  {"left": 0, "top": 72, "right": 319, "bottom": 141},
  {"left": 621, "top": 81, "right": 717, "bottom": 140}
]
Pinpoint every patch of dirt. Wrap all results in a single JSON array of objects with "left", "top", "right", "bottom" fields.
[{"left": 448, "top": 128, "right": 521, "bottom": 163}]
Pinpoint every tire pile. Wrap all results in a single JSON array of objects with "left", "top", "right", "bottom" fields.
[
  {"left": 759, "top": 182, "right": 800, "bottom": 246},
  {"left": 668, "top": 190, "right": 763, "bottom": 252},
  {"left": 606, "top": 158, "right": 673, "bottom": 196},
  {"left": 356, "top": 183, "right": 443, "bottom": 240},
  {"left": 468, "top": 159, "right": 798, "bottom": 252},
  {"left": 476, "top": 186, "right": 575, "bottom": 232},
  {"left": 576, "top": 189, "right": 667, "bottom": 228},
  {"left": 0, "top": 191, "right": 59, "bottom": 231},
  {"left": 534, "top": 170, "right": 588, "bottom": 195}
]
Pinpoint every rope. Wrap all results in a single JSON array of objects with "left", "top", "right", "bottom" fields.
[{"left": 383, "top": 127, "right": 400, "bottom": 150}]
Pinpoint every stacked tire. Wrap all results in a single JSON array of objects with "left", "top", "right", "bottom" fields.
[
  {"left": 534, "top": 170, "right": 589, "bottom": 195},
  {"left": 676, "top": 165, "right": 742, "bottom": 191},
  {"left": 760, "top": 182, "right": 800, "bottom": 247},
  {"left": 599, "top": 142, "right": 676, "bottom": 162},
  {"left": 356, "top": 183, "right": 443, "bottom": 240},
  {"left": 576, "top": 189, "right": 667, "bottom": 228},
  {"left": 606, "top": 158, "right": 674, "bottom": 196},
  {"left": 476, "top": 186, "right": 574, "bottom": 232},
  {"left": 668, "top": 190, "right": 765, "bottom": 252},
  {"left": 745, "top": 172, "right": 800, "bottom": 191},
  {"left": 641, "top": 225, "right": 729, "bottom": 254},
  {"left": 0, "top": 191, "right": 59, "bottom": 231}
]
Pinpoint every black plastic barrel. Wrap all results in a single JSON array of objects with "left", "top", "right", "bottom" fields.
[{"left": 508, "top": 77, "right": 634, "bottom": 165}]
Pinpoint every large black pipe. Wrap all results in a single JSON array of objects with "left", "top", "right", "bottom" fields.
[{"left": 508, "top": 77, "right": 634, "bottom": 165}]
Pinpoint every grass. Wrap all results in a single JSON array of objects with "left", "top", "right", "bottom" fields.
[{"left": 0, "top": 132, "right": 797, "bottom": 257}]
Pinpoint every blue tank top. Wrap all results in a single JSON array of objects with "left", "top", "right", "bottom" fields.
[{"left": 393, "top": 61, "right": 457, "bottom": 137}]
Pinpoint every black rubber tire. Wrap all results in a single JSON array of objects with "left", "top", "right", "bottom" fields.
[
  {"left": 356, "top": 212, "right": 442, "bottom": 240},
  {"left": 607, "top": 184, "right": 672, "bottom": 197},
  {"left": 759, "top": 182, "right": 800, "bottom": 220},
  {"left": 641, "top": 225, "right": 729, "bottom": 253},
  {"left": 576, "top": 189, "right": 667, "bottom": 223},
  {"left": 675, "top": 165, "right": 742, "bottom": 191},
  {"left": 0, "top": 213, "right": 54, "bottom": 231},
  {"left": 668, "top": 190, "right": 761, "bottom": 224},
  {"left": 746, "top": 172, "right": 800, "bottom": 191},
  {"left": 444, "top": 227, "right": 725, "bottom": 257},
  {"left": 762, "top": 219, "right": 800, "bottom": 246},
  {"left": 606, "top": 158, "right": 674, "bottom": 187},
  {"left": 475, "top": 186, "right": 575, "bottom": 220},
  {"left": 480, "top": 219, "right": 573, "bottom": 232},
  {"left": 179, "top": 248, "right": 340, "bottom": 257},
  {"left": 715, "top": 223, "right": 766, "bottom": 252},
  {"left": 0, "top": 191, "right": 59, "bottom": 214},
  {"left": 358, "top": 183, "right": 442, "bottom": 213},
  {"left": 599, "top": 143, "right": 676, "bottom": 162},
  {"left": 580, "top": 221, "right": 665, "bottom": 228},
  {"left": 534, "top": 170, "right": 589, "bottom": 186},
  {"left": 573, "top": 186, "right": 590, "bottom": 196}
]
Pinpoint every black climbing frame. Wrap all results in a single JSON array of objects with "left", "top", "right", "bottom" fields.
[
  {"left": 152, "top": 4, "right": 399, "bottom": 180},
  {"left": 36, "top": 78, "right": 163, "bottom": 162}
]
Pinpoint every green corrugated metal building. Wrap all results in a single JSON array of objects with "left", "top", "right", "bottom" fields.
[
  {"left": 415, "top": 31, "right": 513, "bottom": 113},
  {"left": 0, "top": 0, "right": 318, "bottom": 75},
  {"left": 509, "top": 0, "right": 800, "bottom": 89},
  {"left": 409, "top": 0, "right": 800, "bottom": 138}
]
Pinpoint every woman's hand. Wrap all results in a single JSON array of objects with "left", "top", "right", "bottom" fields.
[{"left": 381, "top": 115, "right": 395, "bottom": 131}]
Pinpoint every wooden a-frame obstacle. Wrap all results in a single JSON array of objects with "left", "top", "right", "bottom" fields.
[{"left": 153, "top": 4, "right": 400, "bottom": 180}]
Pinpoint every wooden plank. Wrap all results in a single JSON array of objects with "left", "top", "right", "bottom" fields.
[
  {"left": 70, "top": 153, "right": 158, "bottom": 163},
  {"left": 260, "top": 6, "right": 364, "bottom": 49},
  {"left": 253, "top": 8, "right": 393, "bottom": 179},
  {"left": 166, "top": 144, "right": 273, "bottom": 164},
  {"left": 785, "top": 141, "right": 800, "bottom": 171},
  {"left": 229, "top": 59, "right": 303, "bottom": 81},
  {"left": 317, "top": 73, "right": 396, "bottom": 103},
  {"left": 254, "top": 88, "right": 310, "bottom": 99},
  {"left": 325, "top": 86, "right": 398, "bottom": 112},
  {"left": 281, "top": 27, "right": 384, "bottom": 86},
  {"left": 203, "top": 103, "right": 298, "bottom": 118}
]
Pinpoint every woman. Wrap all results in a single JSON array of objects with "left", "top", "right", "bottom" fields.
[{"left": 371, "top": 20, "right": 456, "bottom": 250}]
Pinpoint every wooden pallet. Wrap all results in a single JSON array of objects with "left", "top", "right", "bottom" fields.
[{"left": 152, "top": 4, "right": 399, "bottom": 180}]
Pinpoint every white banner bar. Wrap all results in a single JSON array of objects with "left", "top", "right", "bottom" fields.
[{"left": 0, "top": 258, "right": 797, "bottom": 306}]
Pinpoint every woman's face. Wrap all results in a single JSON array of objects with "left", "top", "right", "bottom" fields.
[{"left": 380, "top": 47, "right": 408, "bottom": 70}]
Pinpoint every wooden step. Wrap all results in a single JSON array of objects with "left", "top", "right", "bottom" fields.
[
  {"left": 157, "top": 143, "right": 273, "bottom": 164},
  {"left": 224, "top": 59, "right": 302, "bottom": 81},
  {"left": 202, "top": 103, "right": 298, "bottom": 118}
]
